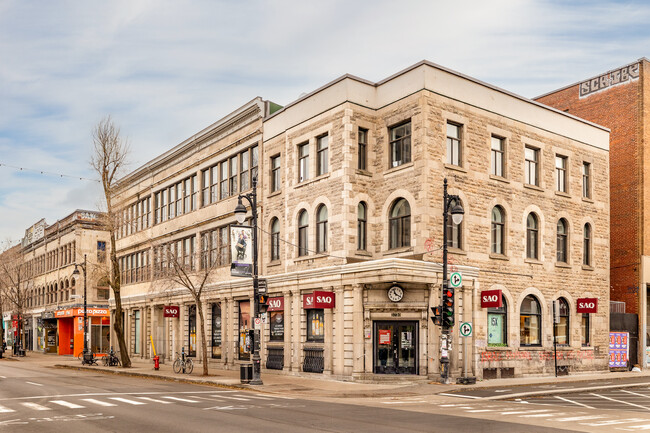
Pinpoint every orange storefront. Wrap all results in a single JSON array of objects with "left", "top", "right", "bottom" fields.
[{"left": 55, "top": 308, "right": 110, "bottom": 356}]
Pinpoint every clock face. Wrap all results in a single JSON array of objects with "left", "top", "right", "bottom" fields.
[{"left": 388, "top": 286, "right": 404, "bottom": 302}]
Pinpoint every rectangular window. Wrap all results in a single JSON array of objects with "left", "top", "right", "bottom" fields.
[
  {"left": 240, "top": 149, "right": 250, "bottom": 192},
  {"left": 270, "top": 310, "right": 284, "bottom": 341},
  {"left": 238, "top": 301, "right": 251, "bottom": 360},
  {"left": 97, "top": 241, "right": 106, "bottom": 263},
  {"left": 525, "top": 146, "right": 539, "bottom": 186},
  {"left": 491, "top": 136, "right": 504, "bottom": 177},
  {"left": 581, "top": 314, "right": 590, "bottom": 346},
  {"left": 358, "top": 128, "right": 368, "bottom": 170},
  {"left": 446, "top": 122, "right": 462, "bottom": 166},
  {"left": 210, "top": 230, "right": 218, "bottom": 267},
  {"left": 317, "top": 134, "right": 328, "bottom": 176},
  {"left": 212, "top": 303, "right": 222, "bottom": 359},
  {"left": 161, "top": 191, "right": 167, "bottom": 222},
  {"left": 582, "top": 162, "right": 591, "bottom": 198},
  {"left": 191, "top": 175, "right": 197, "bottom": 211},
  {"left": 220, "top": 161, "right": 228, "bottom": 200},
  {"left": 389, "top": 122, "right": 411, "bottom": 168},
  {"left": 556, "top": 155, "right": 567, "bottom": 193},
  {"left": 134, "top": 310, "right": 141, "bottom": 354},
  {"left": 210, "top": 165, "right": 219, "bottom": 203},
  {"left": 168, "top": 187, "right": 175, "bottom": 219},
  {"left": 251, "top": 145, "right": 258, "bottom": 183},
  {"left": 219, "top": 226, "right": 229, "bottom": 265},
  {"left": 229, "top": 156, "right": 238, "bottom": 196},
  {"left": 184, "top": 178, "right": 191, "bottom": 213},
  {"left": 298, "top": 142, "right": 309, "bottom": 182},
  {"left": 271, "top": 155, "right": 281, "bottom": 192},
  {"left": 175, "top": 183, "right": 182, "bottom": 216},
  {"left": 307, "top": 309, "right": 325, "bottom": 342},
  {"left": 202, "top": 169, "right": 210, "bottom": 207}
]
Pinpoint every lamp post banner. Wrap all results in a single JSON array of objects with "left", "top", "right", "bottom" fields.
[{"left": 230, "top": 225, "right": 253, "bottom": 277}]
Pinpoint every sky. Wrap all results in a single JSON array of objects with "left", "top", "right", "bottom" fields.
[{"left": 1, "top": 0, "right": 649, "bottom": 244}]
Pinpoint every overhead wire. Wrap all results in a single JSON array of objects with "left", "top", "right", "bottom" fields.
[{"left": 0, "top": 162, "right": 100, "bottom": 183}]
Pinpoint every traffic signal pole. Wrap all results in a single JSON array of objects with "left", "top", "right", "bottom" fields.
[{"left": 440, "top": 179, "right": 451, "bottom": 383}]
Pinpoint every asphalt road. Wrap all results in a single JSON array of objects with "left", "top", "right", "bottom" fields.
[{"left": 0, "top": 360, "right": 625, "bottom": 432}]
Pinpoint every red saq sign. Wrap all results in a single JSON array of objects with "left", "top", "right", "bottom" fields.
[
  {"left": 267, "top": 297, "right": 284, "bottom": 312},
  {"left": 303, "top": 291, "right": 335, "bottom": 309},
  {"left": 163, "top": 305, "right": 179, "bottom": 318},
  {"left": 481, "top": 290, "right": 502, "bottom": 308},
  {"left": 577, "top": 298, "right": 598, "bottom": 313}
]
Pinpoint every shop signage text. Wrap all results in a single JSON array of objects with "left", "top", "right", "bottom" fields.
[
  {"left": 302, "top": 291, "right": 336, "bottom": 309},
  {"left": 266, "top": 297, "right": 284, "bottom": 312},
  {"left": 480, "top": 290, "right": 502, "bottom": 308},
  {"left": 55, "top": 308, "right": 109, "bottom": 318},
  {"left": 577, "top": 298, "right": 598, "bottom": 313},
  {"left": 163, "top": 306, "right": 179, "bottom": 318}
]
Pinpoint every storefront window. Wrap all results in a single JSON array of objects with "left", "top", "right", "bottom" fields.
[
  {"left": 270, "top": 311, "right": 284, "bottom": 341},
  {"left": 211, "top": 303, "right": 221, "bottom": 359},
  {"left": 188, "top": 305, "right": 196, "bottom": 357},
  {"left": 554, "top": 298, "right": 569, "bottom": 345},
  {"left": 238, "top": 301, "right": 251, "bottom": 360},
  {"left": 487, "top": 296, "right": 507, "bottom": 347},
  {"left": 307, "top": 309, "right": 324, "bottom": 342},
  {"left": 91, "top": 316, "right": 110, "bottom": 354},
  {"left": 520, "top": 295, "right": 541, "bottom": 346},
  {"left": 581, "top": 313, "right": 590, "bottom": 346}
]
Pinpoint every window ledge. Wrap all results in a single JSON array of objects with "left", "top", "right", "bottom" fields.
[
  {"left": 555, "top": 262, "right": 572, "bottom": 269},
  {"left": 356, "top": 169, "right": 372, "bottom": 177},
  {"left": 355, "top": 250, "right": 372, "bottom": 257},
  {"left": 489, "top": 253, "right": 509, "bottom": 261},
  {"left": 555, "top": 191, "right": 571, "bottom": 199},
  {"left": 518, "top": 346, "right": 544, "bottom": 350},
  {"left": 268, "top": 190, "right": 282, "bottom": 198},
  {"left": 386, "top": 162, "right": 414, "bottom": 176},
  {"left": 524, "top": 258, "right": 543, "bottom": 265},
  {"left": 383, "top": 247, "right": 414, "bottom": 256},
  {"left": 582, "top": 197, "right": 594, "bottom": 204},
  {"left": 486, "top": 346, "right": 511, "bottom": 351},
  {"left": 524, "top": 183, "right": 544, "bottom": 192},
  {"left": 489, "top": 174, "right": 510, "bottom": 184},
  {"left": 295, "top": 173, "right": 331, "bottom": 189},
  {"left": 267, "top": 261, "right": 281, "bottom": 268},
  {"left": 294, "top": 253, "right": 328, "bottom": 263},
  {"left": 444, "top": 163, "right": 467, "bottom": 173},
  {"left": 448, "top": 248, "right": 467, "bottom": 256},
  {"left": 582, "top": 265, "right": 594, "bottom": 271}
]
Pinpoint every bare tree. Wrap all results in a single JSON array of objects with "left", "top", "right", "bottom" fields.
[
  {"left": 90, "top": 116, "right": 132, "bottom": 368},
  {"left": 0, "top": 244, "right": 30, "bottom": 353},
  {"left": 152, "top": 240, "right": 221, "bottom": 376}
]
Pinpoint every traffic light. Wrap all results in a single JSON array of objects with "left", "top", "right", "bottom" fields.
[
  {"left": 442, "top": 287, "right": 455, "bottom": 327},
  {"left": 430, "top": 306, "right": 442, "bottom": 326},
  {"left": 257, "top": 294, "right": 269, "bottom": 314}
]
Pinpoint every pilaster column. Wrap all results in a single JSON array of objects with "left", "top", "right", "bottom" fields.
[
  {"left": 334, "top": 286, "right": 345, "bottom": 376},
  {"left": 352, "top": 284, "right": 364, "bottom": 376},
  {"left": 291, "top": 289, "right": 301, "bottom": 372}
]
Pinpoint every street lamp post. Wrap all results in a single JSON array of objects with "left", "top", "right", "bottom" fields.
[
  {"left": 234, "top": 176, "right": 263, "bottom": 385},
  {"left": 72, "top": 254, "right": 90, "bottom": 364},
  {"left": 440, "top": 178, "right": 464, "bottom": 384}
]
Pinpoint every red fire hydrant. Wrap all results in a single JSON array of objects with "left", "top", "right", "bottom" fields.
[{"left": 153, "top": 355, "right": 160, "bottom": 371}]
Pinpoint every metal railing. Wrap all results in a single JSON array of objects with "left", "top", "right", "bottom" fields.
[
  {"left": 266, "top": 347, "right": 284, "bottom": 370},
  {"left": 303, "top": 347, "right": 324, "bottom": 373}
]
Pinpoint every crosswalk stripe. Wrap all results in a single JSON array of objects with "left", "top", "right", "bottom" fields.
[
  {"left": 519, "top": 412, "right": 569, "bottom": 418},
  {"left": 136, "top": 397, "right": 173, "bottom": 404},
  {"left": 590, "top": 393, "right": 650, "bottom": 411},
  {"left": 236, "top": 394, "right": 272, "bottom": 400},
  {"left": 82, "top": 399, "right": 117, "bottom": 407},
  {"left": 162, "top": 396, "right": 199, "bottom": 403},
  {"left": 21, "top": 402, "right": 50, "bottom": 411},
  {"left": 109, "top": 397, "right": 146, "bottom": 405},
  {"left": 0, "top": 405, "right": 14, "bottom": 413},
  {"left": 213, "top": 395, "right": 250, "bottom": 401},
  {"left": 555, "top": 395, "right": 594, "bottom": 409},
  {"left": 50, "top": 400, "right": 85, "bottom": 409}
]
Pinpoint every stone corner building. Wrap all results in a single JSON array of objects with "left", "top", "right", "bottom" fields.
[{"left": 112, "top": 61, "right": 610, "bottom": 380}]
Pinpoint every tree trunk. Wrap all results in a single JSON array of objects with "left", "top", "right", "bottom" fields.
[
  {"left": 110, "top": 231, "right": 131, "bottom": 368},
  {"left": 196, "top": 298, "right": 209, "bottom": 376}
]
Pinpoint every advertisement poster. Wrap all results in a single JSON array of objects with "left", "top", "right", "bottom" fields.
[
  {"left": 379, "top": 329, "right": 391, "bottom": 345},
  {"left": 609, "top": 332, "right": 629, "bottom": 368},
  {"left": 230, "top": 225, "right": 253, "bottom": 277},
  {"left": 488, "top": 314, "right": 505, "bottom": 345}
]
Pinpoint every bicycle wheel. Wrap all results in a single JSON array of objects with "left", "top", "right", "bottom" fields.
[
  {"left": 114, "top": 357, "right": 121, "bottom": 367},
  {"left": 185, "top": 358, "right": 193, "bottom": 374},
  {"left": 173, "top": 359, "right": 182, "bottom": 374},
  {"left": 102, "top": 356, "right": 109, "bottom": 366}
]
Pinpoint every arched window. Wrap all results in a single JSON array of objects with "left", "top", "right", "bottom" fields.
[
  {"left": 389, "top": 198, "right": 411, "bottom": 249},
  {"left": 357, "top": 202, "right": 367, "bottom": 251},
  {"left": 446, "top": 198, "right": 462, "bottom": 249},
  {"left": 491, "top": 206, "right": 505, "bottom": 255},
  {"left": 583, "top": 223, "right": 592, "bottom": 266},
  {"left": 554, "top": 298, "right": 569, "bottom": 345},
  {"left": 526, "top": 213, "right": 539, "bottom": 260},
  {"left": 316, "top": 205, "right": 328, "bottom": 253},
  {"left": 270, "top": 218, "right": 280, "bottom": 261},
  {"left": 298, "top": 210, "right": 309, "bottom": 257},
  {"left": 556, "top": 219, "right": 568, "bottom": 263},
  {"left": 488, "top": 295, "right": 508, "bottom": 346},
  {"left": 520, "top": 295, "right": 541, "bottom": 346}
]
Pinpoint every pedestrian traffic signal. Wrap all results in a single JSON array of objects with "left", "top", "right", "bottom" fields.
[
  {"left": 257, "top": 294, "right": 269, "bottom": 314},
  {"left": 442, "top": 287, "right": 454, "bottom": 327},
  {"left": 430, "top": 306, "right": 442, "bottom": 326}
]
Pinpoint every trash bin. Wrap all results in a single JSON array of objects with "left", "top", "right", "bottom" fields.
[{"left": 240, "top": 364, "right": 253, "bottom": 384}]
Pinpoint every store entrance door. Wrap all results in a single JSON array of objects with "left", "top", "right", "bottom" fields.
[{"left": 374, "top": 321, "right": 418, "bottom": 374}]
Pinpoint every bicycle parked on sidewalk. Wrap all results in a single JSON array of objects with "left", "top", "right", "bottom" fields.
[
  {"left": 102, "top": 347, "right": 121, "bottom": 367},
  {"left": 77, "top": 349, "right": 98, "bottom": 366},
  {"left": 173, "top": 348, "right": 193, "bottom": 374}
]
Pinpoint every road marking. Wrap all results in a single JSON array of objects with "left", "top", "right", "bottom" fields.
[
  {"left": 501, "top": 409, "right": 551, "bottom": 415},
  {"left": 494, "top": 389, "right": 512, "bottom": 393},
  {"left": 621, "top": 390, "right": 650, "bottom": 399},
  {"left": 50, "top": 400, "right": 84, "bottom": 409},
  {"left": 591, "top": 393, "right": 650, "bottom": 411},
  {"left": 20, "top": 402, "right": 50, "bottom": 411},
  {"left": 208, "top": 405, "right": 247, "bottom": 411},
  {"left": 0, "top": 405, "right": 14, "bottom": 413},
  {"left": 109, "top": 397, "right": 146, "bottom": 405},
  {"left": 580, "top": 418, "right": 648, "bottom": 427},
  {"left": 519, "top": 412, "right": 570, "bottom": 418},
  {"left": 215, "top": 395, "right": 251, "bottom": 401},
  {"left": 235, "top": 394, "right": 272, "bottom": 400},
  {"left": 136, "top": 397, "right": 172, "bottom": 404},
  {"left": 466, "top": 409, "right": 495, "bottom": 413},
  {"left": 0, "top": 376, "right": 6, "bottom": 378},
  {"left": 555, "top": 415, "right": 606, "bottom": 422},
  {"left": 438, "top": 393, "right": 482, "bottom": 399},
  {"left": 82, "top": 399, "right": 116, "bottom": 407},
  {"left": 162, "top": 396, "right": 200, "bottom": 403},
  {"left": 25, "top": 382, "right": 43, "bottom": 387},
  {"left": 618, "top": 424, "right": 650, "bottom": 431},
  {"left": 555, "top": 395, "right": 594, "bottom": 409}
]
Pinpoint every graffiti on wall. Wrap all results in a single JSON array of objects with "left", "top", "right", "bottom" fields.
[{"left": 480, "top": 350, "right": 595, "bottom": 363}]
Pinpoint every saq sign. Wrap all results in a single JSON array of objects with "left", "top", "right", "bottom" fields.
[
  {"left": 303, "top": 291, "right": 335, "bottom": 309},
  {"left": 480, "top": 290, "right": 502, "bottom": 308},
  {"left": 163, "top": 306, "right": 179, "bottom": 318},
  {"left": 577, "top": 298, "right": 598, "bottom": 314}
]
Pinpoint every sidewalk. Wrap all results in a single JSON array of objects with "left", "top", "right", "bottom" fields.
[{"left": 5, "top": 351, "right": 650, "bottom": 400}]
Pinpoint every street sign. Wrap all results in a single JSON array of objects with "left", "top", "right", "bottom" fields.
[
  {"left": 254, "top": 317, "right": 262, "bottom": 330},
  {"left": 450, "top": 272, "right": 462, "bottom": 288},
  {"left": 258, "top": 279, "right": 268, "bottom": 294},
  {"left": 460, "top": 322, "right": 472, "bottom": 337}
]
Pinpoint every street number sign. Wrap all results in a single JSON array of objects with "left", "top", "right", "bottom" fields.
[
  {"left": 450, "top": 272, "right": 462, "bottom": 288},
  {"left": 460, "top": 322, "right": 472, "bottom": 337}
]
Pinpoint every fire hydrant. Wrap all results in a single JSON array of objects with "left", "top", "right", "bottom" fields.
[{"left": 153, "top": 355, "right": 160, "bottom": 371}]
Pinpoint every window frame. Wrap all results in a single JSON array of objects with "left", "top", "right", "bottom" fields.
[
  {"left": 357, "top": 202, "right": 367, "bottom": 251},
  {"left": 582, "top": 162, "right": 591, "bottom": 199},
  {"left": 316, "top": 205, "right": 328, "bottom": 253},
  {"left": 358, "top": 128, "right": 368, "bottom": 171},
  {"left": 520, "top": 295, "right": 542, "bottom": 347},
  {"left": 583, "top": 223, "right": 592, "bottom": 266},
  {"left": 556, "top": 218, "right": 568, "bottom": 263},
  {"left": 525, "top": 146, "right": 539, "bottom": 186},
  {"left": 307, "top": 309, "right": 325, "bottom": 342},
  {"left": 389, "top": 121, "right": 411, "bottom": 168},
  {"left": 270, "top": 154, "right": 281, "bottom": 193},
  {"left": 526, "top": 213, "right": 539, "bottom": 260},
  {"left": 491, "top": 136, "right": 505, "bottom": 177},
  {"left": 298, "top": 142, "right": 309, "bottom": 182},
  {"left": 491, "top": 206, "right": 505, "bottom": 255},
  {"left": 389, "top": 198, "right": 411, "bottom": 249},
  {"left": 446, "top": 197, "right": 462, "bottom": 250},
  {"left": 298, "top": 210, "right": 309, "bottom": 257},
  {"left": 446, "top": 122, "right": 462, "bottom": 167},
  {"left": 554, "top": 298, "right": 570, "bottom": 346},
  {"left": 271, "top": 218, "right": 280, "bottom": 261},
  {"left": 487, "top": 296, "right": 508, "bottom": 347},
  {"left": 556, "top": 155, "right": 568, "bottom": 193},
  {"left": 316, "top": 134, "right": 329, "bottom": 176}
]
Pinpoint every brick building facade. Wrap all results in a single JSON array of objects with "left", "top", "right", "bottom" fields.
[{"left": 537, "top": 58, "right": 648, "bottom": 367}]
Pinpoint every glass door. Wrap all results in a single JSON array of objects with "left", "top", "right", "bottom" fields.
[{"left": 374, "top": 321, "right": 418, "bottom": 374}]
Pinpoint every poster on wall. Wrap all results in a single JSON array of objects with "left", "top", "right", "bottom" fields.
[
  {"left": 230, "top": 226, "right": 253, "bottom": 277},
  {"left": 378, "top": 329, "right": 391, "bottom": 345},
  {"left": 609, "top": 332, "right": 629, "bottom": 368}
]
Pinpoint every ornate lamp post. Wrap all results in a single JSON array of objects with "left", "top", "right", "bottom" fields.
[
  {"left": 72, "top": 254, "right": 90, "bottom": 364},
  {"left": 440, "top": 178, "right": 464, "bottom": 383},
  {"left": 234, "top": 176, "right": 262, "bottom": 385}
]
